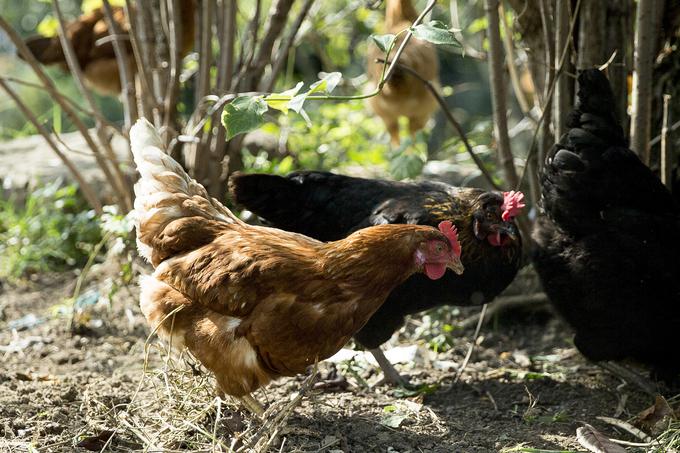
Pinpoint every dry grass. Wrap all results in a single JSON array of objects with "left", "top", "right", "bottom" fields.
[{"left": 78, "top": 333, "right": 318, "bottom": 452}]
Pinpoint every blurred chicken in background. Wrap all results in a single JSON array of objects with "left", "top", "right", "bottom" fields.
[
  {"left": 19, "top": 1, "right": 195, "bottom": 96},
  {"left": 367, "top": 0, "right": 439, "bottom": 146}
]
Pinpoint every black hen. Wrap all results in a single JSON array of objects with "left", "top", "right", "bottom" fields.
[
  {"left": 532, "top": 69, "right": 680, "bottom": 382},
  {"left": 229, "top": 171, "right": 523, "bottom": 384}
]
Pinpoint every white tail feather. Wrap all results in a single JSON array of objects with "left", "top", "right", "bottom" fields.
[{"left": 130, "top": 118, "right": 243, "bottom": 263}]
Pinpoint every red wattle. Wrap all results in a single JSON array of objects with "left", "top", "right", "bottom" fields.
[
  {"left": 424, "top": 263, "right": 447, "bottom": 280},
  {"left": 487, "top": 232, "right": 502, "bottom": 247}
]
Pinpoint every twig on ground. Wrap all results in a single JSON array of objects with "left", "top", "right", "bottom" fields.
[{"left": 453, "top": 303, "right": 487, "bottom": 383}]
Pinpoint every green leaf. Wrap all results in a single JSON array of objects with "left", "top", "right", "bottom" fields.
[
  {"left": 411, "top": 21, "right": 461, "bottom": 46},
  {"left": 221, "top": 96, "right": 268, "bottom": 140},
  {"left": 265, "top": 81, "right": 304, "bottom": 114},
  {"left": 288, "top": 72, "right": 343, "bottom": 113},
  {"left": 308, "top": 72, "right": 342, "bottom": 95},
  {"left": 380, "top": 413, "right": 408, "bottom": 428},
  {"left": 370, "top": 33, "right": 396, "bottom": 52}
]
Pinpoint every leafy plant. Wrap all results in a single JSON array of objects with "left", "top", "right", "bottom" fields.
[{"left": 0, "top": 180, "right": 102, "bottom": 278}]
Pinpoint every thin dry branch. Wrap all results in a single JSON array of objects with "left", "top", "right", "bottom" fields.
[
  {"left": 449, "top": 0, "right": 487, "bottom": 60},
  {"left": 124, "top": 0, "right": 158, "bottom": 119},
  {"left": 515, "top": 0, "right": 582, "bottom": 191},
  {"left": 101, "top": 0, "right": 138, "bottom": 132},
  {"left": 0, "top": 79, "right": 103, "bottom": 213},
  {"left": 248, "top": 0, "right": 295, "bottom": 87},
  {"left": 262, "top": 0, "right": 316, "bottom": 92},
  {"left": 52, "top": 0, "right": 133, "bottom": 212},
  {"left": 661, "top": 94, "right": 673, "bottom": 189},
  {"left": 1, "top": 76, "right": 124, "bottom": 136},
  {"left": 499, "top": 3, "right": 532, "bottom": 119},
  {"left": 630, "top": 0, "right": 661, "bottom": 164},
  {"left": 0, "top": 14, "right": 130, "bottom": 212},
  {"left": 484, "top": 0, "right": 519, "bottom": 189},
  {"left": 553, "top": 0, "right": 571, "bottom": 139}
]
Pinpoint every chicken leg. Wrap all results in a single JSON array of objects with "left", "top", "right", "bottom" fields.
[
  {"left": 237, "top": 394, "right": 266, "bottom": 418},
  {"left": 597, "top": 361, "right": 658, "bottom": 396},
  {"left": 370, "top": 347, "right": 410, "bottom": 387},
  {"left": 216, "top": 385, "right": 265, "bottom": 418}
]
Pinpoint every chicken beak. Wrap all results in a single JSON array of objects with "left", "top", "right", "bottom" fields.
[
  {"left": 447, "top": 257, "right": 465, "bottom": 275},
  {"left": 491, "top": 224, "right": 518, "bottom": 242}
]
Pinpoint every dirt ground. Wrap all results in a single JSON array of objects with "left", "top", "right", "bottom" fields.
[{"left": 0, "top": 269, "right": 665, "bottom": 453}]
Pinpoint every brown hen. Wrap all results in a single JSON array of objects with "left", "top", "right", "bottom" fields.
[
  {"left": 21, "top": 1, "right": 195, "bottom": 96},
  {"left": 367, "top": 0, "right": 439, "bottom": 145},
  {"left": 130, "top": 119, "right": 463, "bottom": 414}
]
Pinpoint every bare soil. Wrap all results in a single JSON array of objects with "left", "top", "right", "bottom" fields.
[{"left": 0, "top": 270, "right": 661, "bottom": 452}]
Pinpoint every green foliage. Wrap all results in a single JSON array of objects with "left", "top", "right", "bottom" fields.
[
  {"left": 370, "top": 33, "right": 396, "bottom": 52},
  {"left": 411, "top": 21, "right": 461, "bottom": 46},
  {"left": 241, "top": 101, "right": 389, "bottom": 176},
  {"left": 388, "top": 135, "right": 429, "bottom": 180},
  {"left": 221, "top": 96, "right": 269, "bottom": 140},
  {"left": 0, "top": 181, "right": 102, "bottom": 278}
]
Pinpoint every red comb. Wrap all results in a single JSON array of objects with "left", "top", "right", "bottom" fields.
[
  {"left": 501, "top": 191, "right": 526, "bottom": 221},
  {"left": 438, "top": 220, "right": 462, "bottom": 257}
]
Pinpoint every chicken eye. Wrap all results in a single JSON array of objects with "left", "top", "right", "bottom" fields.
[
  {"left": 435, "top": 243, "right": 444, "bottom": 253},
  {"left": 486, "top": 212, "right": 494, "bottom": 220}
]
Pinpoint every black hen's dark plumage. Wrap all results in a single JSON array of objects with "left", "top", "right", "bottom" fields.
[
  {"left": 229, "top": 171, "right": 522, "bottom": 350},
  {"left": 532, "top": 69, "right": 680, "bottom": 380}
]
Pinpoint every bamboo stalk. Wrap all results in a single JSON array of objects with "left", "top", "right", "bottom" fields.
[
  {"left": 0, "top": 78, "right": 103, "bottom": 214},
  {"left": 484, "top": 0, "right": 519, "bottom": 189}
]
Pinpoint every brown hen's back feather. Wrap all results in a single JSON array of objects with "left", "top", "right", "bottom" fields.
[
  {"left": 131, "top": 119, "right": 456, "bottom": 397},
  {"left": 367, "top": 0, "right": 439, "bottom": 145}
]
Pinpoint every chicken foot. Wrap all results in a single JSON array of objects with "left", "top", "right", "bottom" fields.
[
  {"left": 370, "top": 348, "right": 411, "bottom": 387},
  {"left": 597, "top": 361, "right": 658, "bottom": 396},
  {"left": 236, "top": 394, "right": 266, "bottom": 418},
  {"left": 216, "top": 385, "right": 266, "bottom": 418}
]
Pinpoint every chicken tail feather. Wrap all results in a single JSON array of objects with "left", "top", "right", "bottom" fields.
[{"left": 131, "top": 118, "right": 243, "bottom": 266}]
